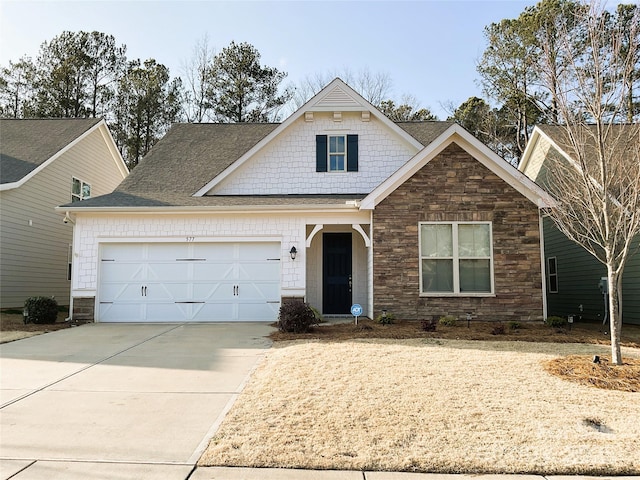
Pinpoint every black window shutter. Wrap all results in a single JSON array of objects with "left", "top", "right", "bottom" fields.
[
  {"left": 316, "top": 135, "right": 327, "bottom": 172},
  {"left": 347, "top": 134, "right": 358, "bottom": 172}
]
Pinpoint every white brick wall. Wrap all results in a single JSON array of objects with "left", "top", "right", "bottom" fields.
[{"left": 211, "top": 112, "right": 417, "bottom": 195}]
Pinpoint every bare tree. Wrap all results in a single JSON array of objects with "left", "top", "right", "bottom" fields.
[
  {"left": 180, "top": 35, "right": 216, "bottom": 122},
  {"left": 541, "top": 1, "right": 640, "bottom": 364},
  {"left": 290, "top": 67, "right": 393, "bottom": 111}
]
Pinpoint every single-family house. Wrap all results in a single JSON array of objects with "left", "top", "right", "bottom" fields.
[
  {"left": 519, "top": 125, "right": 639, "bottom": 325},
  {"left": 0, "top": 118, "right": 128, "bottom": 309},
  {"left": 60, "top": 79, "right": 553, "bottom": 323}
]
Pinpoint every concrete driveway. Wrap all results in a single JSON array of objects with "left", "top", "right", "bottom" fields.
[{"left": 0, "top": 323, "right": 273, "bottom": 479}]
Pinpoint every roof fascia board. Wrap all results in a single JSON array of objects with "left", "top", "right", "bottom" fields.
[
  {"left": 193, "top": 78, "right": 423, "bottom": 196},
  {"left": 361, "top": 124, "right": 554, "bottom": 209},
  {"left": 97, "top": 120, "right": 129, "bottom": 178},
  {"left": 518, "top": 126, "right": 543, "bottom": 173},
  {"left": 56, "top": 204, "right": 361, "bottom": 215},
  {"left": 0, "top": 119, "right": 107, "bottom": 192}
]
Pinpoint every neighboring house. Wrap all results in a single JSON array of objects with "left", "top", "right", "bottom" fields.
[
  {"left": 60, "top": 79, "right": 553, "bottom": 323},
  {"left": 0, "top": 118, "right": 128, "bottom": 309},
  {"left": 519, "top": 125, "right": 640, "bottom": 325}
]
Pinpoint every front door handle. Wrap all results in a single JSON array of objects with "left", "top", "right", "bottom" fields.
[{"left": 348, "top": 275, "right": 352, "bottom": 292}]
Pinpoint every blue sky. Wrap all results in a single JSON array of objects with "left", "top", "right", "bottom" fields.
[{"left": 0, "top": 0, "right": 538, "bottom": 119}]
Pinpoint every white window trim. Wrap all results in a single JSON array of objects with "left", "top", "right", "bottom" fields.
[
  {"left": 547, "top": 256, "right": 558, "bottom": 294},
  {"left": 419, "top": 221, "right": 495, "bottom": 297},
  {"left": 328, "top": 134, "right": 347, "bottom": 172},
  {"left": 72, "top": 176, "right": 91, "bottom": 202}
]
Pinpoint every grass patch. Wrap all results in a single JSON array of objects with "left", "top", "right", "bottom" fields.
[{"left": 201, "top": 338, "right": 640, "bottom": 474}]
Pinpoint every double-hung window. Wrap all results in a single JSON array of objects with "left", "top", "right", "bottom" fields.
[
  {"left": 547, "top": 257, "right": 558, "bottom": 293},
  {"left": 316, "top": 134, "right": 358, "bottom": 172},
  {"left": 420, "top": 222, "right": 494, "bottom": 295},
  {"left": 329, "top": 135, "right": 346, "bottom": 171},
  {"left": 72, "top": 177, "right": 91, "bottom": 202}
]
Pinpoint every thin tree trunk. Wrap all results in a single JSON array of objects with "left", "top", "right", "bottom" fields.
[{"left": 608, "top": 266, "right": 623, "bottom": 365}]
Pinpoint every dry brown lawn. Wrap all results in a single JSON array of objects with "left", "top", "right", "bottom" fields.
[
  {"left": 0, "top": 310, "right": 73, "bottom": 343},
  {"left": 201, "top": 323, "right": 640, "bottom": 475}
]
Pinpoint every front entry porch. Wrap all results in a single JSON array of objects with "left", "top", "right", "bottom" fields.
[{"left": 305, "top": 224, "right": 370, "bottom": 317}]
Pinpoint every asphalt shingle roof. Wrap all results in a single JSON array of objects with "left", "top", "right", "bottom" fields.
[
  {"left": 62, "top": 120, "right": 456, "bottom": 209},
  {"left": 0, "top": 118, "right": 102, "bottom": 184}
]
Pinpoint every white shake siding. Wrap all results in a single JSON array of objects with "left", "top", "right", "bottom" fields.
[{"left": 211, "top": 112, "right": 417, "bottom": 195}]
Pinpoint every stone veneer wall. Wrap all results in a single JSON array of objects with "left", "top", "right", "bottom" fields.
[
  {"left": 372, "top": 143, "right": 544, "bottom": 322},
  {"left": 72, "top": 297, "right": 95, "bottom": 322}
]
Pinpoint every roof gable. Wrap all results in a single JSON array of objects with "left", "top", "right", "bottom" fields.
[
  {"left": 116, "top": 123, "right": 278, "bottom": 195},
  {"left": 0, "top": 118, "right": 126, "bottom": 190},
  {"left": 0, "top": 118, "right": 102, "bottom": 184},
  {"left": 361, "top": 124, "right": 554, "bottom": 209},
  {"left": 193, "top": 78, "right": 424, "bottom": 196}
]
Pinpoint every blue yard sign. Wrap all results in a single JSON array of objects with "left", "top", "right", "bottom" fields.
[{"left": 351, "top": 304, "right": 363, "bottom": 324}]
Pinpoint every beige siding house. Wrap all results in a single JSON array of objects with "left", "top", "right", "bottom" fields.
[{"left": 0, "top": 118, "right": 128, "bottom": 308}]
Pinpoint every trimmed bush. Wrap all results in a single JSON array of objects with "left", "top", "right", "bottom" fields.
[
  {"left": 376, "top": 311, "right": 395, "bottom": 325},
  {"left": 277, "top": 301, "right": 315, "bottom": 333},
  {"left": 439, "top": 315, "right": 457, "bottom": 326},
  {"left": 545, "top": 316, "right": 567, "bottom": 328},
  {"left": 24, "top": 296, "right": 58, "bottom": 324}
]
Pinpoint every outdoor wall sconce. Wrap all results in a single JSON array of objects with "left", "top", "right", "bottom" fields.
[{"left": 289, "top": 246, "right": 297, "bottom": 260}]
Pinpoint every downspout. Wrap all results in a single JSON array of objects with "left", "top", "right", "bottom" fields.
[{"left": 538, "top": 210, "right": 548, "bottom": 321}]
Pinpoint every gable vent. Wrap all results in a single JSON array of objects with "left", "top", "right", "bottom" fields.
[{"left": 316, "top": 86, "right": 360, "bottom": 108}]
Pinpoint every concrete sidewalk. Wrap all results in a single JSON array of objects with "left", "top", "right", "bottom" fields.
[{"left": 4, "top": 463, "right": 638, "bottom": 480}]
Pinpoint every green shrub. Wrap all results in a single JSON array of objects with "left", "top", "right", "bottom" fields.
[
  {"left": 277, "top": 301, "right": 315, "bottom": 333},
  {"left": 508, "top": 321, "right": 521, "bottom": 330},
  {"left": 24, "top": 296, "right": 58, "bottom": 324},
  {"left": 545, "top": 316, "right": 567, "bottom": 328},
  {"left": 438, "top": 315, "right": 457, "bottom": 326},
  {"left": 376, "top": 311, "right": 395, "bottom": 324}
]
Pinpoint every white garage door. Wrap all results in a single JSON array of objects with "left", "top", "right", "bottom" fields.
[{"left": 98, "top": 242, "right": 281, "bottom": 322}]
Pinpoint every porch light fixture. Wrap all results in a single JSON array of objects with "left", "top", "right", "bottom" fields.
[{"left": 289, "top": 246, "right": 297, "bottom": 260}]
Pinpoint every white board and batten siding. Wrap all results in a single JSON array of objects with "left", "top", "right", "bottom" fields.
[{"left": 98, "top": 242, "right": 281, "bottom": 322}]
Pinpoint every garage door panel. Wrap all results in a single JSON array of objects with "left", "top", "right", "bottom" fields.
[
  {"left": 99, "top": 303, "right": 144, "bottom": 323},
  {"left": 191, "top": 302, "right": 236, "bottom": 322},
  {"left": 100, "top": 283, "right": 145, "bottom": 302},
  {"left": 102, "top": 244, "right": 144, "bottom": 261},
  {"left": 238, "top": 243, "right": 280, "bottom": 260},
  {"left": 145, "top": 282, "right": 189, "bottom": 301},
  {"left": 146, "top": 302, "right": 188, "bottom": 322},
  {"left": 236, "top": 282, "right": 280, "bottom": 301},
  {"left": 237, "top": 262, "right": 280, "bottom": 281},
  {"left": 100, "top": 263, "right": 144, "bottom": 282},
  {"left": 147, "top": 263, "right": 190, "bottom": 281},
  {"left": 192, "top": 264, "right": 234, "bottom": 281},
  {"left": 192, "top": 282, "right": 234, "bottom": 301},
  {"left": 147, "top": 243, "right": 190, "bottom": 261},
  {"left": 193, "top": 243, "right": 235, "bottom": 258},
  {"left": 98, "top": 242, "right": 281, "bottom": 322}
]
